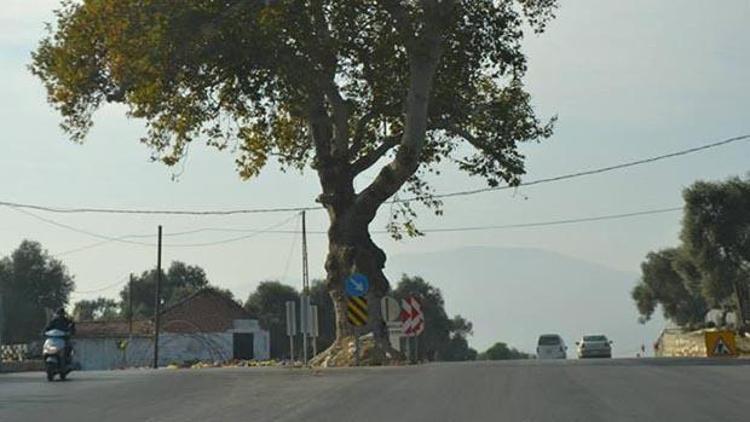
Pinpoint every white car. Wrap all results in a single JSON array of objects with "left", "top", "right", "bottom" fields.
[
  {"left": 536, "top": 334, "right": 567, "bottom": 359},
  {"left": 576, "top": 335, "right": 613, "bottom": 359}
]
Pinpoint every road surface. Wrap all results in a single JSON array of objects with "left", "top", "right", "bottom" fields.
[{"left": 2, "top": 358, "right": 749, "bottom": 421}]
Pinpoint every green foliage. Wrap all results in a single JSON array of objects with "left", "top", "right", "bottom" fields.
[
  {"left": 681, "top": 177, "right": 750, "bottom": 324},
  {"left": 0, "top": 240, "right": 75, "bottom": 343},
  {"left": 631, "top": 248, "right": 708, "bottom": 328},
  {"left": 480, "top": 342, "right": 531, "bottom": 360},
  {"left": 119, "top": 261, "right": 210, "bottom": 319},
  {"left": 244, "top": 281, "right": 299, "bottom": 359},
  {"left": 393, "top": 275, "right": 475, "bottom": 361},
  {"left": 72, "top": 297, "right": 119, "bottom": 321},
  {"left": 632, "top": 177, "right": 750, "bottom": 329},
  {"left": 31, "top": 0, "right": 556, "bottom": 237}
]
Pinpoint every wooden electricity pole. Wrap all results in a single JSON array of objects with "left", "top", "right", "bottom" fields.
[{"left": 152, "top": 226, "right": 162, "bottom": 369}]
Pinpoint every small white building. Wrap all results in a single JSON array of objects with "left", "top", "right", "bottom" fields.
[{"left": 74, "top": 289, "right": 270, "bottom": 370}]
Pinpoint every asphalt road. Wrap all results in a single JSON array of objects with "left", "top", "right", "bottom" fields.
[{"left": 2, "top": 358, "right": 749, "bottom": 422}]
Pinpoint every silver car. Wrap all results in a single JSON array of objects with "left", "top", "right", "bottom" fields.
[{"left": 576, "top": 335, "right": 612, "bottom": 359}]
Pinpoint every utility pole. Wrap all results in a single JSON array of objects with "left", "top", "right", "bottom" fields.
[
  {"left": 302, "top": 211, "right": 309, "bottom": 293},
  {"left": 0, "top": 289, "right": 4, "bottom": 346},
  {"left": 128, "top": 274, "right": 134, "bottom": 336},
  {"left": 152, "top": 225, "right": 162, "bottom": 369},
  {"left": 301, "top": 211, "right": 310, "bottom": 365}
]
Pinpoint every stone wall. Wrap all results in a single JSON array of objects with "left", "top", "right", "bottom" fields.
[
  {"left": 655, "top": 329, "right": 707, "bottom": 357},
  {"left": 655, "top": 328, "right": 750, "bottom": 357}
]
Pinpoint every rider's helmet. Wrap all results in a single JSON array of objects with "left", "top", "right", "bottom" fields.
[{"left": 55, "top": 307, "right": 67, "bottom": 318}]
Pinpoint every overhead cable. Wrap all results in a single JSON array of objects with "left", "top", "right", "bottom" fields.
[{"left": 0, "top": 133, "right": 746, "bottom": 215}]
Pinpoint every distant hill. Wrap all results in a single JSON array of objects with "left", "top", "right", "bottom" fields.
[{"left": 386, "top": 246, "right": 665, "bottom": 358}]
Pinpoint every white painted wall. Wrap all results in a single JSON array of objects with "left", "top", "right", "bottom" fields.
[
  {"left": 73, "top": 337, "right": 152, "bottom": 370},
  {"left": 74, "top": 319, "right": 270, "bottom": 370}
]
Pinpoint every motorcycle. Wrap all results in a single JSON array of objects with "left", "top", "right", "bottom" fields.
[{"left": 43, "top": 329, "right": 72, "bottom": 381}]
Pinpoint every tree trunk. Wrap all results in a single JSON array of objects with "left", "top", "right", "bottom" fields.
[
  {"left": 326, "top": 209, "right": 398, "bottom": 356},
  {"left": 733, "top": 279, "right": 750, "bottom": 332}
]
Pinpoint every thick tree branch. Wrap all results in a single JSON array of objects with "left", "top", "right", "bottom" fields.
[
  {"left": 438, "top": 123, "right": 484, "bottom": 149},
  {"left": 322, "top": 82, "right": 353, "bottom": 159},
  {"left": 307, "top": 93, "right": 334, "bottom": 166},
  {"left": 351, "top": 135, "right": 401, "bottom": 175},
  {"left": 309, "top": 0, "right": 351, "bottom": 159},
  {"left": 353, "top": 46, "right": 444, "bottom": 220}
]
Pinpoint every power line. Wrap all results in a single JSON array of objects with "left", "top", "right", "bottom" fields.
[
  {"left": 9, "top": 206, "right": 155, "bottom": 246},
  {"left": 280, "top": 214, "right": 301, "bottom": 282},
  {"left": 0, "top": 133, "right": 746, "bottom": 215},
  {"left": 60, "top": 206, "right": 682, "bottom": 296},
  {"left": 406, "top": 206, "right": 682, "bottom": 233},
  {"left": 9, "top": 205, "right": 299, "bottom": 249},
  {"left": 0, "top": 199, "right": 320, "bottom": 216},
  {"left": 30, "top": 204, "right": 685, "bottom": 254},
  {"left": 164, "top": 213, "right": 299, "bottom": 247},
  {"left": 70, "top": 274, "right": 130, "bottom": 295},
  {"left": 420, "top": 133, "right": 750, "bottom": 200}
]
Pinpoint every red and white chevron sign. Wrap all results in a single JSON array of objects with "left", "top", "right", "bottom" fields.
[{"left": 400, "top": 297, "right": 425, "bottom": 337}]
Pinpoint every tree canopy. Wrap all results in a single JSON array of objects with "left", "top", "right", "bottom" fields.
[
  {"left": 32, "top": 1, "right": 555, "bottom": 199},
  {"left": 0, "top": 240, "right": 75, "bottom": 343},
  {"left": 681, "top": 177, "right": 750, "bottom": 327},
  {"left": 480, "top": 342, "right": 531, "bottom": 360},
  {"left": 119, "top": 261, "right": 213, "bottom": 319},
  {"left": 631, "top": 248, "right": 707, "bottom": 328},
  {"left": 72, "top": 297, "right": 119, "bottom": 321},
  {"left": 632, "top": 177, "right": 750, "bottom": 330}
]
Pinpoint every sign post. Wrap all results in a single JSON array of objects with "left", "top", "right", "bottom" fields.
[
  {"left": 345, "top": 273, "right": 369, "bottom": 366},
  {"left": 310, "top": 304, "right": 319, "bottom": 357},
  {"left": 285, "top": 301, "right": 297, "bottom": 362},
  {"left": 347, "top": 295, "right": 368, "bottom": 366},
  {"left": 401, "top": 297, "right": 425, "bottom": 363},
  {"left": 300, "top": 295, "right": 311, "bottom": 365},
  {"left": 381, "top": 296, "right": 403, "bottom": 352}
]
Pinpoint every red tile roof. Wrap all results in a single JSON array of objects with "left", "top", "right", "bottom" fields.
[
  {"left": 76, "top": 289, "right": 250, "bottom": 338},
  {"left": 161, "top": 289, "right": 250, "bottom": 333},
  {"left": 76, "top": 320, "right": 152, "bottom": 338}
]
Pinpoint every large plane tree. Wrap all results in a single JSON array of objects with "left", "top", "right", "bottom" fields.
[{"left": 32, "top": 0, "right": 556, "bottom": 362}]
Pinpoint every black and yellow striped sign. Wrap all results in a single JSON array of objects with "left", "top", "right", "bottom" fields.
[{"left": 347, "top": 296, "right": 368, "bottom": 327}]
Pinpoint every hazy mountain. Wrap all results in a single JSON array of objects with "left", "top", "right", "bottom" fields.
[{"left": 386, "top": 246, "right": 665, "bottom": 358}]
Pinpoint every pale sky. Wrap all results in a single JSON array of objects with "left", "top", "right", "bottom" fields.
[{"left": 1, "top": 0, "right": 749, "bottom": 333}]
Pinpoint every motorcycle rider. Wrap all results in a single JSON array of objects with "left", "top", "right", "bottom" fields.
[{"left": 45, "top": 307, "right": 76, "bottom": 363}]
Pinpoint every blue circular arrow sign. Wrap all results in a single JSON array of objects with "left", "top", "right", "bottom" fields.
[{"left": 345, "top": 273, "right": 369, "bottom": 297}]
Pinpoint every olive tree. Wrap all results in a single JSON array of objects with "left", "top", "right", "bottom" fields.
[
  {"left": 681, "top": 177, "right": 750, "bottom": 329},
  {"left": 32, "top": 0, "right": 556, "bottom": 360}
]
